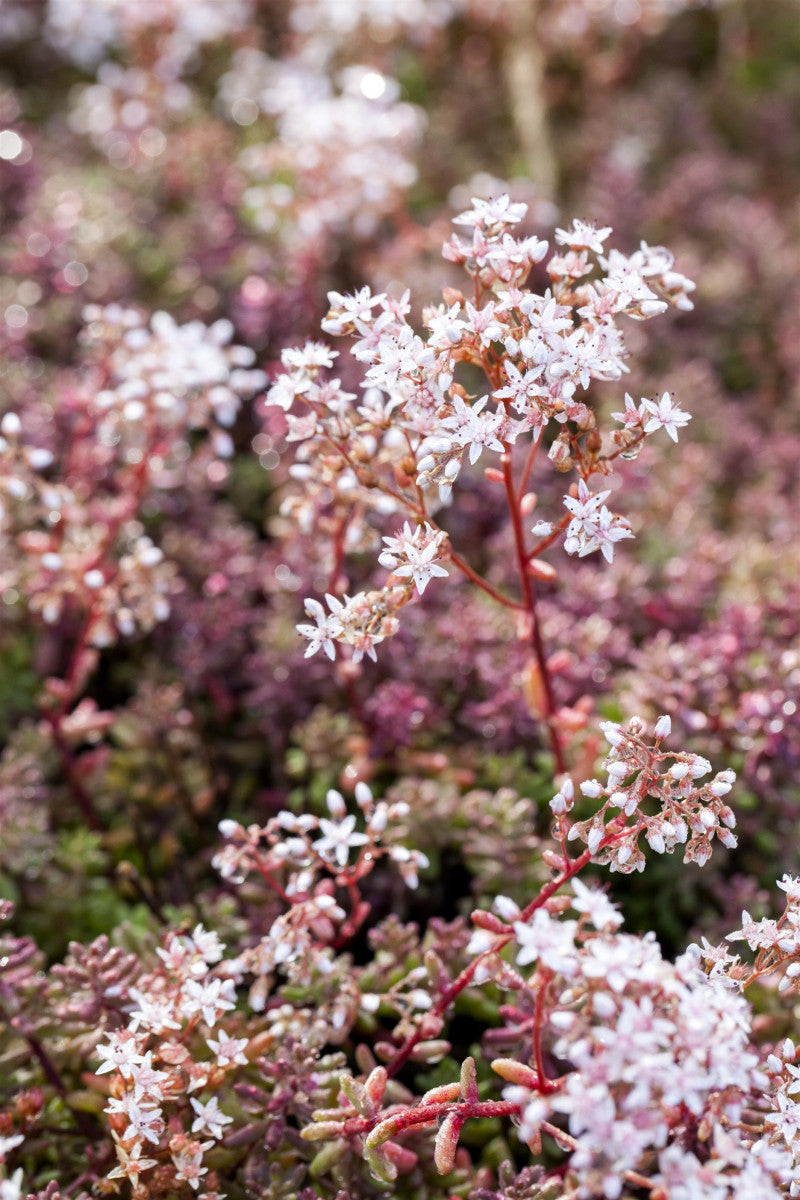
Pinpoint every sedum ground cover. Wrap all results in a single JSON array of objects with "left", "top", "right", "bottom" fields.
[{"left": 0, "top": 2, "right": 798, "bottom": 1198}]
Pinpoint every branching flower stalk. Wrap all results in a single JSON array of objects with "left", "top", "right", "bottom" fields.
[
  {"left": 258, "top": 197, "right": 800, "bottom": 1196},
  {"left": 87, "top": 785, "right": 427, "bottom": 1191},
  {"left": 267, "top": 196, "right": 695, "bottom": 775},
  {"left": 299, "top": 715, "right": 746, "bottom": 1188}
]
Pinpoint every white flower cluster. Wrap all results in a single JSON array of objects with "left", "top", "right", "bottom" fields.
[
  {"left": 82, "top": 304, "right": 266, "bottom": 461},
  {"left": 612, "top": 389, "right": 692, "bottom": 443},
  {"left": 296, "top": 588, "right": 408, "bottom": 664},
  {"left": 549, "top": 714, "right": 737, "bottom": 871},
  {"left": 0, "top": 411, "right": 53, "bottom": 530},
  {"left": 378, "top": 522, "right": 449, "bottom": 595},
  {"left": 1, "top": 412, "right": 175, "bottom": 645},
  {"left": 562, "top": 478, "right": 634, "bottom": 563},
  {"left": 68, "top": 63, "right": 192, "bottom": 165},
  {"left": 725, "top": 874, "right": 800, "bottom": 993},
  {"left": 506, "top": 932, "right": 779, "bottom": 1198},
  {"left": 213, "top": 786, "right": 428, "bottom": 1011},
  {"left": 222, "top": 52, "right": 424, "bottom": 246},
  {"left": 214, "top": 782, "right": 428, "bottom": 898},
  {"left": 95, "top": 924, "right": 241, "bottom": 1192},
  {"left": 46, "top": 0, "right": 254, "bottom": 72},
  {"left": 26, "top": 528, "right": 175, "bottom": 645},
  {"left": 471, "top": 882, "right": 790, "bottom": 1198},
  {"left": 763, "top": 1032, "right": 800, "bottom": 1189},
  {"left": 686, "top": 877, "right": 800, "bottom": 1190},
  {"left": 3, "top": 305, "right": 265, "bottom": 647},
  {"left": 268, "top": 195, "right": 695, "bottom": 663}
]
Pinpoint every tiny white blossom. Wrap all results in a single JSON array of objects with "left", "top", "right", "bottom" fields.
[
  {"left": 171, "top": 1141, "right": 212, "bottom": 1190},
  {"left": 190, "top": 925, "right": 225, "bottom": 964},
  {"left": 296, "top": 595, "right": 344, "bottom": 660},
  {"left": 180, "top": 977, "right": 236, "bottom": 1027},
  {"left": 127, "top": 989, "right": 182, "bottom": 1034},
  {"left": 190, "top": 1096, "right": 234, "bottom": 1140},
  {"left": 107, "top": 1140, "right": 158, "bottom": 1187},
  {"left": 378, "top": 522, "right": 449, "bottom": 595},
  {"left": 639, "top": 392, "right": 691, "bottom": 442},
  {"left": 280, "top": 341, "right": 338, "bottom": 373},
  {"left": 453, "top": 194, "right": 528, "bottom": 229},
  {"left": 555, "top": 219, "right": 612, "bottom": 254},
  {"left": 440, "top": 394, "right": 504, "bottom": 464},
  {"left": 563, "top": 479, "right": 633, "bottom": 564},
  {"left": 514, "top": 910, "right": 579, "bottom": 976},
  {"left": 95, "top": 1032, "right": 144, "bottom": 1077},
  {"left": 313, "top": 814, "right": 369, "bottom": 868},
  {"left": 105, "top": 1094, "right": 163, "bottom": 1145},
  {"left": 571, "top": 878, "right": 623, "bottom": 931}
]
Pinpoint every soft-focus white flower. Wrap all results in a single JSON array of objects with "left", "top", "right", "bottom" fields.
[
  {"left": 555, "top": 219, "right": 612, "bottom": 254},
  {"left": 571, "top": 878, "right": 623, "bottom": 930},
  {"left": 453, "top": 194, "right": 528, "bottom": 229},
  {"left": 514, "top": 910, "right": 579, "bottom": 976},
  {"left": 313, "top": 814, "right": 369, "bottom": 868}
]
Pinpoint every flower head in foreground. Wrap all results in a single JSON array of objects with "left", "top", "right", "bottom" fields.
[
  {"left": 563, "top": 479, "right": 634, "bottom": 563},
  {"left": 296, "top": 595, "right": 344, "bottom": 660},
  {"left": 640, "top": 391, "right": 692, "bottom": 442}
]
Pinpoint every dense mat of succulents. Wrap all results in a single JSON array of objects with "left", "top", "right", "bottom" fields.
[{"left": 0, "top": 3, "right": 798, "bottom": 1199}]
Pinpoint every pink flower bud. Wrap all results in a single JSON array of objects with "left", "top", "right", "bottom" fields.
[{"left": 654, "top": 714, "right": 672, "bottom": 739}]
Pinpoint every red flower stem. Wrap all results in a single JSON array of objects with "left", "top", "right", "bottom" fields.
[
  {"left": 385, "top": 828, "right": 630, "bottom": 1079},
  {"left": 328, "top": 513, "right": 351, "bottom": 593},
  {"left": 44, "top": 714, "right": 103, "bottom": 831},
  {"left": 348, "top": 1098, "right": 523, "bottom": 1143},
  {"left": 519, "top": 433, "right": 542, "bottom": 496},
  {"left": 501, "top": 450, "right": 566, "bottom": 775},
  {"left": 532, "top": 967, "right": 553, "bottom": 1092},
  {"left": 393, "top": 1098, "right": 521, "bottom": 1133},
  {"left": 253, "top": 859, "right": 292, "bottom": 905},
  {"left": 332, "top": 873, "right": 368, "bottom": 947},
  {"left": 54, "top": 607, "right": 99, "bottom": 718},
  {"left": 602, "top": 429, "right": 646, "bottom": 466},
  {"left": 448, "top": 548, "right": 525, "bottom": 611}
]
